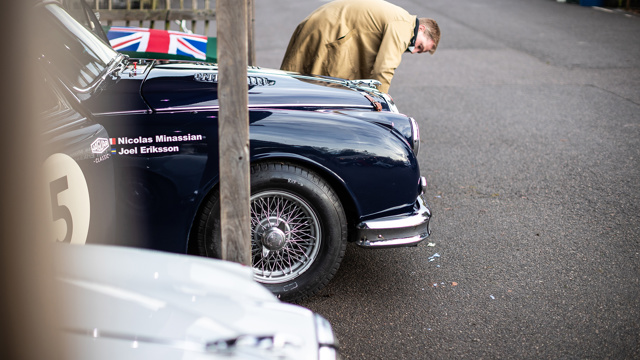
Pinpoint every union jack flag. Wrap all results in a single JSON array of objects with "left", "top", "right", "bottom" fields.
[{"left": 107, "top": 26, "right": 209, "bottom": 60}]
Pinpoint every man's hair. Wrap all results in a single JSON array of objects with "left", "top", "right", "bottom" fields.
[{"left": 419, "top": 18, "right": 441, "bottom": 54}]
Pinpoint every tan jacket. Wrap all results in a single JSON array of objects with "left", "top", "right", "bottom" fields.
[{"left": 280, "top": 0, "right": 416, "bottom": 93}]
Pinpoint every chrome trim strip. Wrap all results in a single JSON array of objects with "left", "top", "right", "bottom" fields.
[
  {"left": 409, "top": 117, "right": 420, "bottom": 155},
  {"left": 319, "top": 347, "right": 339, "bottom": 360},
  {"left": 350, "top": 79, "right": 382, "bottom": 89},
  {"left": 93, "top": 110, "right": 149, "bottom": 116},
  {"left": 314, "top": 314, "right": 337, "bottom": 346},
  {"left": 355, "top": 194, "right": 431, "bottom": 248},
  {"left": 378, "top": 92, "right": 399, "bottom": 113},
  {"left": 155, "top": 106, "right": 219, "bottom": 112},
  {"left": 151, "top": 104, "right": 375, "bottom": 113},
  {"left": 254, "top": 104, "right": 371, "bottom": 110},
  {"left": 71, "top": 53, "right": 128, "bottom": 95}
]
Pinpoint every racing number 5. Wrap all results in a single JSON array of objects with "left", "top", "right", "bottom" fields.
[
  {"left": 49, "top": 176, "right": 73, "bottom": 243},
  {"left": 44, "top": 153, "right": 91, "bottom": 245}
]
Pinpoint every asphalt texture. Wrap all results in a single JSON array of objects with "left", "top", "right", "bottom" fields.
[{"left": 255, "top": 1, "right": 640, "bottom": 359}]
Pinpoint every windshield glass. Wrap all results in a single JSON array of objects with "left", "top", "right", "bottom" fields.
[{"left": 38, "top": 4, "right": 118, "bottom": 89}]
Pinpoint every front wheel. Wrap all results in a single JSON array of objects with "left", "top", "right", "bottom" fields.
[{"left": 194, "top": 162, "right": 347, "bottom": 302}]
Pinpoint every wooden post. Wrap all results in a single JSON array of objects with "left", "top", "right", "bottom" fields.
[
  {"left": 192, "top": 0, "right": 197, "bottom": 34},
  {"left": 164, "top": 0, "right": 170, "bottom": 30},
  {"left": 216, "top": 0, "right": 251, "bottom": 265},
  {"left": 247, "top": 0, "right": 256, "bottom": 66},
  {"left": 150, "top": 0, "right": 157, "bottom": 29},
  {"left": 205, "top": 0, "right": 211, "bottom": 37}
]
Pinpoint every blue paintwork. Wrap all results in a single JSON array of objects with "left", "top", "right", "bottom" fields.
[{"left": 86, "top": 61, "right": 423, "bottom": 253}]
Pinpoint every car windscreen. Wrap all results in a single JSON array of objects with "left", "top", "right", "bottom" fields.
[{"left": 37, "top": 4, "right": 118, "bottom": 90}]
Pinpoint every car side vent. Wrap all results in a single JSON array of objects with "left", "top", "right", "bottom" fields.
[
  {"left": 194, "top": 73, "right": 275, "bottom": 86},
  {"left": 194, "top": 73, "right": 218, "bottom": 82},
  {"left": 247, "top": 76, "right": 275, "bottom": 86}
]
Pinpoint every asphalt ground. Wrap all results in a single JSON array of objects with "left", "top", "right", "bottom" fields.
[{"left": 255, "top": 0, "right": 640, "bottom": 359}]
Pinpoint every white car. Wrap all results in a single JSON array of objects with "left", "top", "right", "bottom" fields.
[{"left": 55, "top": 244, "right": 338, "bottom": 359}]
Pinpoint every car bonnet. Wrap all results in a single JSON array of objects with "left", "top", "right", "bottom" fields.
[
  {"left": 139, "top": 61, "right": 390, "bottom": 112},
  {"left": 54, "top": 244, "right": 322, "bottom": 359}
]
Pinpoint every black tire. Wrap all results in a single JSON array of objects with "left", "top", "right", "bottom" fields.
[{"left": 195, "top": 162, "right": 347, "bottom": 302}]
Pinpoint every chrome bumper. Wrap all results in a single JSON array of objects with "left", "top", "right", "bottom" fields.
[{"left": 355, "top": 194, "right": 431, "bottom": 248}]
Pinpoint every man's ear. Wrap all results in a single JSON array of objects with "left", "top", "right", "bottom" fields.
[{"left": 419, "top": 24, "right": 427, "bottom": 33}]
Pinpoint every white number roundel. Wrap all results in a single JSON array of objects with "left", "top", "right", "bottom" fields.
[{"left": 44, "top": 153, "right": 90, "bottom": 245}]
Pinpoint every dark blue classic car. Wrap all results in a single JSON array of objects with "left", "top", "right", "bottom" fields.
[{"left": 37, "top": 2, "right": 431, "bottom": 301}]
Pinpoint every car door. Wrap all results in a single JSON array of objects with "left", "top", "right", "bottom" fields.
[{"left": 39, "top": 72, "right": 116, "bottom": 246}]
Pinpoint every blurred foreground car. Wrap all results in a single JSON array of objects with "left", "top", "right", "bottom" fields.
[
  {"left": 37, "top": 1, "right": 432, "bottom": 302},
  {"left": 56, "top": 244, "right": 338, "bottom": 360}
]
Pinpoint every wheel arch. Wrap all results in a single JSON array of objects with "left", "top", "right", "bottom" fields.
[
  {"left": 252, "top": 154, "right": 360, "bottom": 230},
  {"left": 187, "top": 153, "right": 361, "bottom": 255}
]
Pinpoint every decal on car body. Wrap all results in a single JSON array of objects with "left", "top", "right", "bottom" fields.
[
  {"left": 44, "top": 153, "right": 90, "bottom": 245},
  {"left": 110, "top": 134, "right": 204, "bottom": 155},
  {"left": 90, "top": 138, "right": 110, "bottom": 154}
]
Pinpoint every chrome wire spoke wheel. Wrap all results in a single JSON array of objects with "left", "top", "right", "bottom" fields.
[
  {"left": 197, "top": 162, "right": 346, "bottom": 301},
  {"left": 250, "top": 190, "right": 321, "bottom": 284}
]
